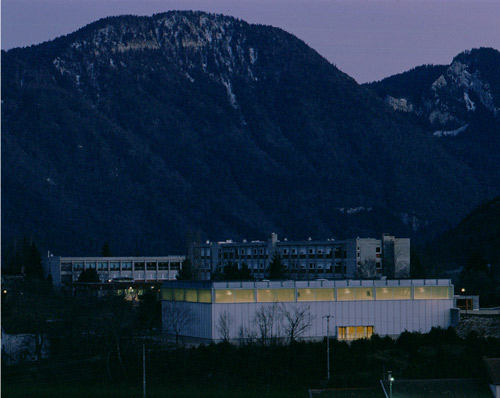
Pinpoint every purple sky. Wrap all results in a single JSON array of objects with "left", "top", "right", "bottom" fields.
[{"left": 2, "top": 0, "right": 499, "bottom": 83}]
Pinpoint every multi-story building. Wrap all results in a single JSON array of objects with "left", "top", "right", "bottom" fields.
[
  {"left": 43, "top": 254, "right": 185, "bottom": 286},
  {"left": 161, "top": 278, "right": 456, "bottom": 342},
  {"left": 189, "top": 233, "right": 410, "bottom": 280}
]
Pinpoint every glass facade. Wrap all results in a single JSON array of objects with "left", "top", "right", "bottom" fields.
[
  {"left": 297, "top": 288, "right": 334, "bottom": 301},
  {"left": 161, "top": 285, "right": 452, "bottom": 303}
]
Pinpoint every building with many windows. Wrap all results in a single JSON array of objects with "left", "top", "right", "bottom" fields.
[
  {"left": 43, "top": 254, "right": 185, "bottom": 286},
  {"left": 161, "top": 278, "right": 455, "bottom": 342},
  {"left": 189, "top": 233, "right": 410, "bottom": 280}
]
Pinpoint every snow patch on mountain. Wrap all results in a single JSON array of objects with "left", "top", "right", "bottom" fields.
[
  {"left": 385, "top": 96, "right": 414, "bottom": 112},
  {"left": 431, "top": 75, "right": 447, "bottom": 90},
  {"left": 433, "top": 124, "right": 469, "bottom": 137},
  {"left": 447, "top": 61, "right": 497, "bottom": 115},
  {"left": 338, "top": 206, "right": 372, "bottom": 215},
  {"left": 463, "top": 92, "right": 475, "bottom": 111}
]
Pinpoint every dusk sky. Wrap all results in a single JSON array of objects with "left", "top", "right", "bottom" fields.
[{"left": 2, "top": 0, "right": 499, "bottom": 83}]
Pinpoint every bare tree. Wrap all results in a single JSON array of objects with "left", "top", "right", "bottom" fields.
[
  {"left": 253, "top": 302, "right": 282, "bottom": 346},
  {"left": 280, "top": 304, "right": 315, "bottom": 343},
  {"left": 217, "top": 311, "right": 233, "bottom": 342},
  {"left": 357, "top": 258, "right": 377, "bottom": 279},
  {"left": 163, "top": 300, "right": 195, "bottom": 346}
]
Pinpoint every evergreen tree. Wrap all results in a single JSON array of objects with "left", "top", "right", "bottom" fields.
[
  {"left": 176, "top": 258, "right": 194, "bottom": 280},
  {"left": 101, "top": 241, "right": 112, "bottom": 257},
  {"left": 410, "top": 247, "right": 427, "bottom": 278},
  {"left": 78, "top": 268, "right": 100, "bottom": 282},
  {"left": 266, "top": 254, "right": 286, "bottom": 280}
]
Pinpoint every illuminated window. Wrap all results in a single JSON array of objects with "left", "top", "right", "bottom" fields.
[
  {"left": 257, "top": 289, "right": 274, "bottom": 302},
  {"left": 122, "top": 262, "right": 132, "bottom": 271},
  {"left": 257, "top": 288, "right": 294, "bottom": 302},
  {"left": 393, "top": 287, "right": 411, "bottom": 299},
  {"left": 215, "top": 289, "right": 235, "bottom": 303},
  {"left": 414, "top": 286, "right": 431, "bottom": 299},
  {"left": 354, "top": 287, "right": 373, "bottom": 300},
  {"left": 86, "top": 262, "right": 96, "bottom": 270},
  {"left": 297, "top": 288, "right": 315, "bottom": 301},
  {"left": 338, "top": 326, "right": 374, "bottom": 341},
  {"left": 185, "top": 289, "right": 198, "bottom": 302},
  {"left": 235, "top": 289, "right": 255, "bottom": 303},
  {"left": 337, "top": 288, "right": 354, "bottom": 301},
  {"left": 376, "top": 287, "right": 392, "bottom": 300},
  {"left": 315, "top": 288, "right": 334, "bottom": 301},
  {"left": 431, "top": 286, "right": 452, "bottom": 299},
  {"left": 173, "top": 289, "right": 185, "bottom": 301},
  {"left": 161, "top": 288, "right": 173, "bottom": 300},
  {"left": 198, "top": 289, "right": 212, "bottom": 303},
  {"left": 376, "top": 287, "right": 411, "bottom": 300},
  {"left": 110, "top": 262, "right": 120, "bottom": 271}
]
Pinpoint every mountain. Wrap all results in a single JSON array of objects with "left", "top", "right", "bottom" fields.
[
  {"left": 2, "top": 11, "right": 500, "bottom": 256},
  {"left": 366, "top": 48, "right": 500, "bottom": 135},
  {"left": 424, "top": 195, "right": 500, "bottom": 271},
  {"left": 366, "top": 49, "right": 500, "bottom": 189}
]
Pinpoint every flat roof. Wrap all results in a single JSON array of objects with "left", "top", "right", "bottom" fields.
[
  {"left": 47, "top": 255, "right": 185, "bottom": 261},
  {"left": 163, "top": 279, "right": 452, "bottom": 289}
]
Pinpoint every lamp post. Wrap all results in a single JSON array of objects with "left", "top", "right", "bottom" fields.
[
  {"left": 388, "top": 371, "right": 394, "bottom": 398},
  {"left": 143, "top": 343, "right": 146, "bottom": 398},
  {"left": 323, "top": 315, "right": 333, "bottom": 382}
]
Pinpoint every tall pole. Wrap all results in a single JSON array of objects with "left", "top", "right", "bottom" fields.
[
  {"left": 325, "top": 315, "right": 331, "bottom": 381},
  {"left": 143, "top": 343, "right": 146, "bottom": 398},
  {"left": 388, "top": 371, "right": 393, "bottom": 398}
]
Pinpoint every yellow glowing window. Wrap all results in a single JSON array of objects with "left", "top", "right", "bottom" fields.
[
  {"left": 275, "top": 288, "right": 295, "bottom": 302},
  {"left": 376, "top": 287, "right": 392, "bottom": 300},
  {"left": 198, "top": 289, "right": 212, "bottom": 303},
  {"left": 431, "top": 286, "right": 451, "bottom": 299},
  {"left": 298, "top": 288, "right": 315, "bottom": 301},
  {"left": 354, "top": 287, "right": 374, "bottom": 300},
  {"left": 185, "top": 289, "right": 198, "bottom": 302},
  {"left": 215, "top": 289, "right": 236, "bottom": 303},
  {"left": 173, "top": 289, "right": 185, "bottom": 301},
  {"left": 257, "top": 288, "right": 295, "bottom": 302},
  {"left": 315, "top": 288, "right": 334, "bottom": 301},
  {"left": 393, "top": 287, "right": 411, "bottom": 300},
  {"left": 338, "top": 326, "right": 374, "bottom": 341},
  {"left": 161, "top": 288, "right": 173, "bottom": 300},
  {"left": 336, "top": 288, "right": 354, "bottom": 301},
  {"left": 257, "top": 289, "right": 274, "bottom": 302},
  {"left": 235, "top": 289, "right": 255, "bottom": 303},
  {"left": 414, "top": 286, "right": 431, "bottom": 299}
]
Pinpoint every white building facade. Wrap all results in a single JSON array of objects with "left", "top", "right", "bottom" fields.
[
  {"left": 43, "top": 254, "right": 185, "bottom": 286},
  {"left": 161, "top": 279, "right": 455, "bottom": 342}
]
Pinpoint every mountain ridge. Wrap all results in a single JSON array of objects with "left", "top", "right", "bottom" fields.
[{"left": 2, "top": 11, "right": 500, "bottom": 256}]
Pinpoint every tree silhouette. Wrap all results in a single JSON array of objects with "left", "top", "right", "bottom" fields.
[{"left": 266, "top": 254, "right": 286, "bottom": 280}]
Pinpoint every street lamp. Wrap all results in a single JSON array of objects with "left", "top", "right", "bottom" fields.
[
  {"left": 323, "top": 315, "right": 334, "bottom": 382},
  {"left": 461, "top": 288, "right": 467, "bottom": 314},
  {"left": 388, "top": 371, "right": 395, "bottom": 398}
]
